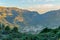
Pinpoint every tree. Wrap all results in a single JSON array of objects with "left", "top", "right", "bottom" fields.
[
  {"left": 5, "top": 26, "right": 11, "bottom": 33},
  {"left": 0, "top": 23, "right": 4, "bottom": 30},
  {"left": 40, "top": 28, "right": 52, "bottom": 33},
  {"left": 0, "top": 23, "right": 2, "bottom": 30},
  {"left": 0, "top": 23, "right": 5, "bottom": 33},
  {"left": 12, "top": 27, "right": 18, "bottom": 33}
]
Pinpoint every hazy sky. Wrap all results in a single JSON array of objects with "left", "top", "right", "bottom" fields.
[
  {"left": 0, "top": 0, "right": 60, "bottom": 13},
  {"left": 0, "top": 0, "right": 60, "bottom": 8}
]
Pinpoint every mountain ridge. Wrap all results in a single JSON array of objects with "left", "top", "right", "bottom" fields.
[{"left": 0, "top": 7, "right": 60, "bottom": 34}]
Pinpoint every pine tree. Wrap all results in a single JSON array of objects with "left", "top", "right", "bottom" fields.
[
  {"left": 40, "top": 28, "right": 52, "bottom": 33},
  {"left": 5, "top": 25, "right": 11, "bottom": 33},
  {"left": 12, "top": 27, "right": 18, "bottom": 33}
]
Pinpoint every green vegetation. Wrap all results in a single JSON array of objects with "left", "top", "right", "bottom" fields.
[{"left": 0, "top": 23, "right": 60, "bottom": 40}]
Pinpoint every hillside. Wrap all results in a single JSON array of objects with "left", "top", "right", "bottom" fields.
[
  {"left": 0, "top": 24, "right": 60, "bottom": 40},
  {"left": 0, "top": 7, "right": 60, "bottom": 33}
]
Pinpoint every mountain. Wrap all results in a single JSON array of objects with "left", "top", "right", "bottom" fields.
[
  {"left": 20, "top": 9, "right": 60, "bottom": 34},
  {"left": 40, "top": 10, "right": 60, "bottom": 29},
  {"left": 0, "top": 7, "right": 60, "bottom": 34},
  {"left": 0, "top": 7, "right": 44, "bottom": 34}
]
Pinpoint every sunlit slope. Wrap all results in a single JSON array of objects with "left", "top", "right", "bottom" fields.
[{"left": 0, "top": 7, "right": 60, "bottom": 33}]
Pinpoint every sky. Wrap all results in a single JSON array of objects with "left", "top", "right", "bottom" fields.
[{"left": 0, "top": 0, "right": 60, "bottom": 13}]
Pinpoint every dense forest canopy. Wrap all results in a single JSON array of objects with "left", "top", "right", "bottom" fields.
[{"left": 0, "top": 23, "right": 60, "bottom": 40}]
